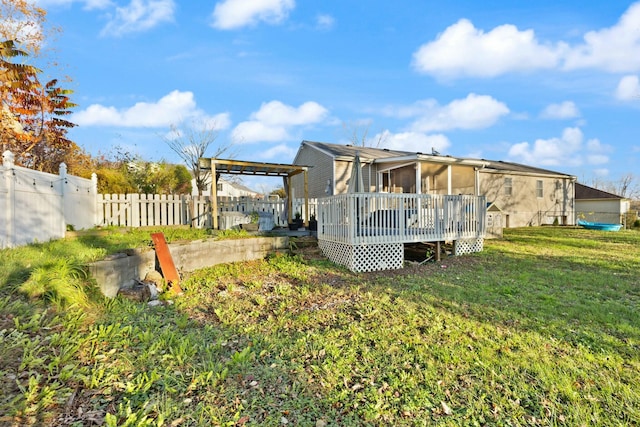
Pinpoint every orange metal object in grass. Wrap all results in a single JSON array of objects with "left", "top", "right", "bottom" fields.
[{"left": 151, "top": 232, "right": 183, "bottom": 294}]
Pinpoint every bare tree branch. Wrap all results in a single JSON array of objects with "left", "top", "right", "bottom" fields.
[
  {"left": 342, "top": 120, "right": 388, "bottom": 148},
  {"left": 590, "top": 173, "right": 640, "bottom": 199},
  {"left": 163, "top": 120, "right": 235, "bottom": 195}
]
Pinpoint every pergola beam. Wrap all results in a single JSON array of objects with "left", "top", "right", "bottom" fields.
[{"left": 199, "top": 157, "right": 310, "bottom": 228}]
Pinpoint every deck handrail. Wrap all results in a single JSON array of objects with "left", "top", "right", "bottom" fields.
[{"left": 317, "top": 193, "right": 486, "bottom": 245}]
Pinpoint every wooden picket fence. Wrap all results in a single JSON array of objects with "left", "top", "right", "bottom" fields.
[{"left": 98, "top": 194, "right": 318, "bottom": 228}]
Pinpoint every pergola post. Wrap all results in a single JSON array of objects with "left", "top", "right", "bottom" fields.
[
  {"left": 303, "top": 169, "right": 309, "bottom": 225},
  {"left": 287, "top": 182, "right": 293, "bottom": 224},
  {"left": 211, "top": 162, "right": 218, "bottom": 229}
]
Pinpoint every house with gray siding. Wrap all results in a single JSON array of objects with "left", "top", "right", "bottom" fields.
[{"left": 292, "top": 140, "right": 576, "bottom": 228}]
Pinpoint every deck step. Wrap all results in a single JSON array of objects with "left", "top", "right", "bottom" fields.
[
  {"left": 290, "top": 235, "right": 327, "bottom": 261},
  {"left": 290, "top": 235, "right": 318, "bottom": 249}
]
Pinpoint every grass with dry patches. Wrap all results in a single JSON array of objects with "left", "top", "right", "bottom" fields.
[{"left": 0, "top": 227, "right": 638, "bottom": 426}]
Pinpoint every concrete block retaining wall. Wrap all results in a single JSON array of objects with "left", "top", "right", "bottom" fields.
[{"left": 89, "top": 236, "right": 289, "bottom": 297}]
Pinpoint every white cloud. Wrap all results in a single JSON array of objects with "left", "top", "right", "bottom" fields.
[
  {"left": 84, "top": 0, "right": 112, "bottom": 8},
  {"left": 231, "top": 100, "right": 328, "bottom": 143},
  {"left": 586, "top": 138, "right": 611, "bottom": 153},
  {"left": 259, "top": 143, "right": 297, "bottom": 160},
  {"left": 563, "top": 2, "right": 640, "bottom": 72},
  {"left": 1, "top": 20, "right": 42, "bottom": 48},
  {"left": 412, "top": 19, "right": 563, "bottom": 78},
  {"left": 72, "top": 90, "right": 229, "bottom": 128},
  {"left": 211, "top": 0, "right": 295, "bottom": 30},
  {"left": 507, "top": 127, "right": 610, "bottom": 168},
  {"left": 376, "top": 131, "right": 451, "bottom": 154},
  {"left": 403, "top": 94, "right": 509, "bottom": 133},
  {"left": 231, "top": 121, "right": 289, "bottom": 143},
  {"left": 254, "top": 100, "right": 327, "bottom": 126},
  {"left": 540, "top": 101, "right": 580, "bottom": 119},
  {"left": 412, "top": 3, "right": 640, "bottom": 78},
  {"left": 315, "top": 14, "right": 335, "bottom": 30},
  {"left": 197, "top": 113, "right": 232, "bottom": 131},
  {"left": 587, "top": 154, "right": 609, "bottom": 165},
  {"left": 615, "top": 75, "right": 640, "bottom": 100},
  {"left": 100, "top": 0, "right": 175, "bottom": 37}
]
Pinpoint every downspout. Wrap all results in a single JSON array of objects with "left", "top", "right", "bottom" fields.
[{"left": 568, "top": 177, "right": 576, "bottom": 225}]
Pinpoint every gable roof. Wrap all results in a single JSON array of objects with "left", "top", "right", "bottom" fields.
[
  {"left": 575, "top": 183, "right": 625, "bottom": 200},
  {"left": 219, "top": 177, "right": 261, "bottom": 195},
  {"left": 301, "top": 140, "right": 487, "bottom": 167},
  {"left": 299, "top": 140, "right": 574, "bottom": 178},
  {"left": 300, "top": 140, "right": 406, "bottom": 161}
]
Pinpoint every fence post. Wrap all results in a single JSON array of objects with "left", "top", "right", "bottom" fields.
[
  {"left": 3, "top": 151, "right": 15, "bottom": 247},
  {"left": 59, "top": 162, "right": 67, "bottom": 237},
  {"left": 91, "top": 173, "right": 98, "bottom": 227},
  {"left": 181, "top": 195, "right": 188, "bottom": 225},
  {"left": 130, "top": 193, "right": 139, "bottom": 227}
]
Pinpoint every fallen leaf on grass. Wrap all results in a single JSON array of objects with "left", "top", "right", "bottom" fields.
[{"left": 441, "top": 401, "right": 453, "bottom": 415}]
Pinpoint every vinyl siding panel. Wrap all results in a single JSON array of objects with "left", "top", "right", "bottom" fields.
[
  {"left": 292, "top": 144, "right": 334, "bottom": 198},
  {"left": 480, "top": 172, "right": 575, "bottom": 227}
]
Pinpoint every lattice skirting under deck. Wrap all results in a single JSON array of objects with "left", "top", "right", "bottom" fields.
[
  {"left": 454, "top": 238, "right": 484, "bottom": 255},
  {"left": 318, "top": 240, "right": 404, "bottom": 273}
]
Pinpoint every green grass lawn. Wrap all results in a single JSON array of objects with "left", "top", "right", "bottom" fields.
[{"left": 1, "top": 227, "right": 638, "bottom": 426}]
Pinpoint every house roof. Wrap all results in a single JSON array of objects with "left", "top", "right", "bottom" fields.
[
  {"left": 300, "top": 140, "right": 574, "bottom": 178},
  {"left": 219, "top": 177, "right": 261, "bottom": 195},
  {"left": 301, "top": 140, "right": 487, "bottom": 167},
  {"left": 575, "top": 183, "right": 625, "bottom": 200},
  {"left": 301, "top": 140, "right": 406, "bottom": 162},
  {"left": 479, "top": 159, "right": 574, "bottom": 178}
]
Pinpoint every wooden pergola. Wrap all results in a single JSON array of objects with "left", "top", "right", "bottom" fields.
[{"left": 198, "top": 157, "right": 309, "bottom": 229}]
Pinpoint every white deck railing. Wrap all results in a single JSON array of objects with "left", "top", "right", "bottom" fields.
[{"left": 317, "top": 193, "right": 486, "bottom": 245}]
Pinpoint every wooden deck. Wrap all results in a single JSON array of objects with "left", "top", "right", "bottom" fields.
[{"left": 316, "top": 193, "right": 486, "bottom": 272}]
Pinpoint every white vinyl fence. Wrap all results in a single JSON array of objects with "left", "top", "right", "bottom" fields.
[{"left": 1, "top": 151, "right": 97, "bottom": 248}]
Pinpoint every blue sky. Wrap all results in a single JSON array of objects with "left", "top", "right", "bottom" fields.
[{"left": 33, "top": 0, "right": 640, "bottom": 191}]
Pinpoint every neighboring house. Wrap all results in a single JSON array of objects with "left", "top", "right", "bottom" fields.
[
  {"left": 575, "top": 183, "right": 629, "bottom": 225},
  {"left": 191, "top": 176, "right": 261, "bottom": 198},
  {"left": 292, "top": 140, "right": 576, "bottom": 228}
]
